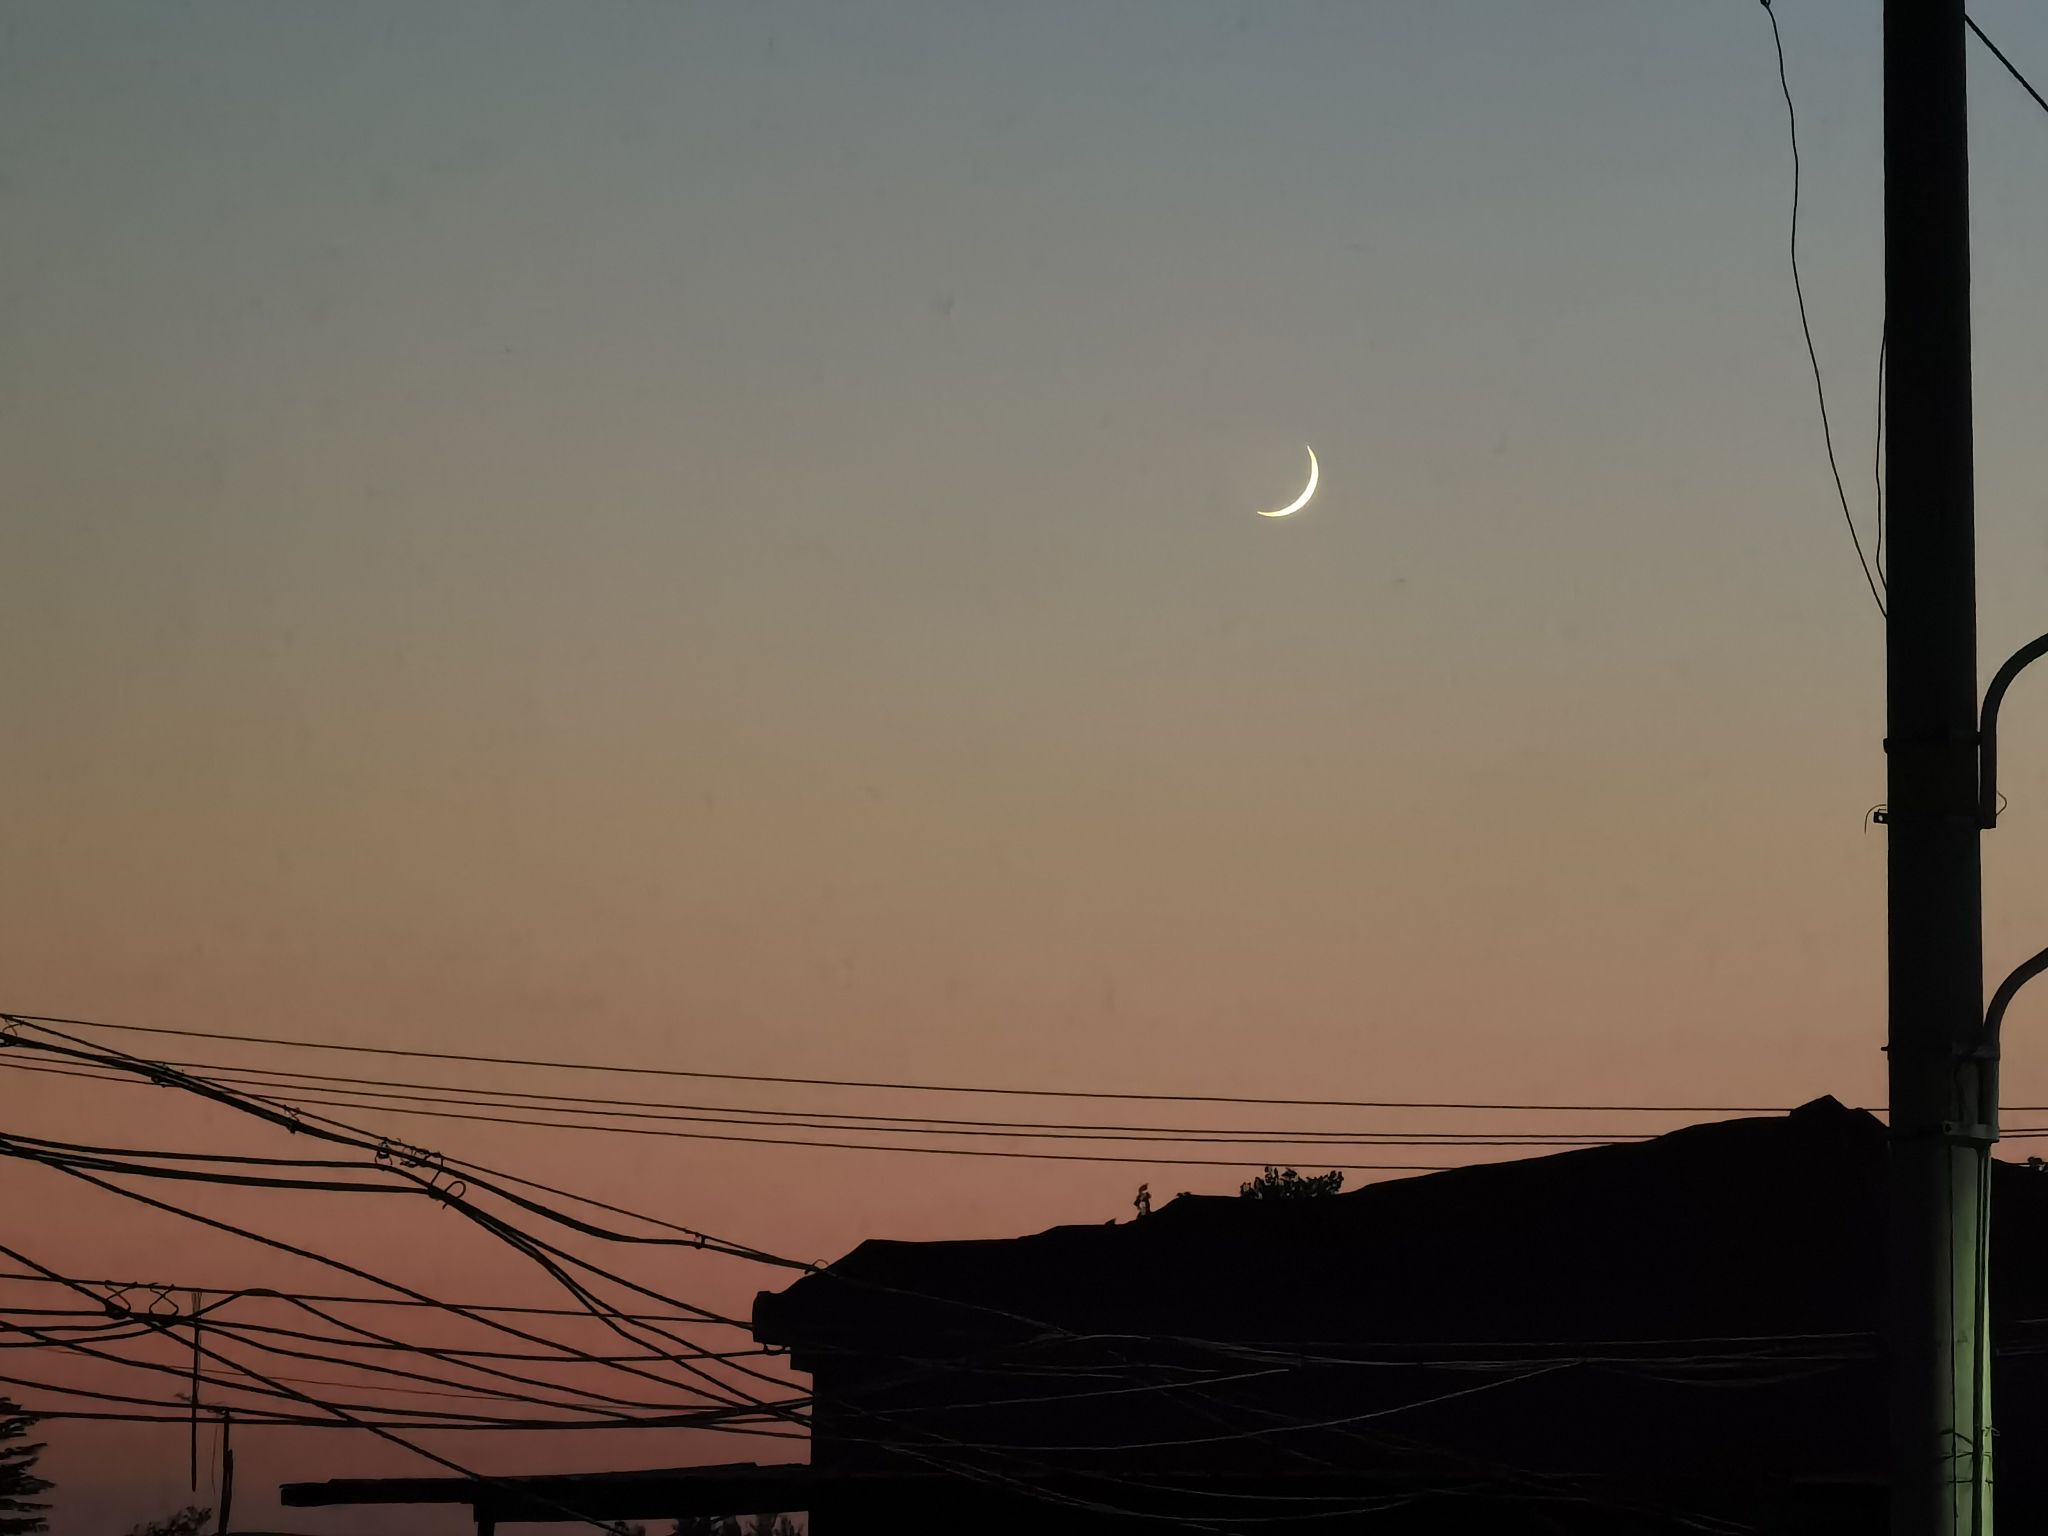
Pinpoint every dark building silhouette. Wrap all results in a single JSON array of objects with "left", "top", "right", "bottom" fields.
[
  {"left": 753, "top": 1098, "right": 2048, "bottom": 1532},
  {"left": 286, "top": 1099, "right": 2048, "bottom": 1531}
]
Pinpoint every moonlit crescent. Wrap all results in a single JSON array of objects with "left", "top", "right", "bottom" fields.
[{"left": 1256, "top": 446, "right": 1318, "bottom": 518}]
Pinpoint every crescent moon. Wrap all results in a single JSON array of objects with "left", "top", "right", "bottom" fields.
[{"left": 1256, "top": 446, "right": 1318, "bottom": 518}]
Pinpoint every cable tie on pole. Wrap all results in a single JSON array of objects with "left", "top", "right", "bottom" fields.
[{"left": 1865, "top": 809, "right": 1980, "bottom": 828}]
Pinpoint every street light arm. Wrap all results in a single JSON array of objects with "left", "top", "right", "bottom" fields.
[
  {"left": 1969, "top": 944, "right": 2048, "bottom": 1147},
  {"left": 1980, "top": 632, "right": 2048, "bottom": 828},
  {"left": 1983, "top": 944, "right": 2048, "bottom": 1061}
]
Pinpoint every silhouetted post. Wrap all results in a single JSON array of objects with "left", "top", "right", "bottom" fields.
[
  {"left": 1884, "top": 3, "right": 1992, "bottom": 1533},
  {"left": 188, "top": 1290, "right": 202, "bottom": 1492},
  {"left": 216, "top": 1411, "right": 233, "bottom": 1536}
]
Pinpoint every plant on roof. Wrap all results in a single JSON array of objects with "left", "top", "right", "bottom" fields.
[{"left": 1238, "top": 1166, "right": 1343, "bottom": 1200}]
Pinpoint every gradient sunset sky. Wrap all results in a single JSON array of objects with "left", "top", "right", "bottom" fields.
[{"left": 5, "top": 2, "right": 2048, "bottom": 1530}]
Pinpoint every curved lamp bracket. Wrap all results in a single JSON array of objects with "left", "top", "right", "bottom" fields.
[
  {"left": 1984, "top": 946, "right": 2048, "bottom": 1058},
  {"left": 1964, "top": 636, "right": 2048, "bottom": 1139},
  {"left": 1980, "top": 633, "right": 2048, "bottom": 828}
]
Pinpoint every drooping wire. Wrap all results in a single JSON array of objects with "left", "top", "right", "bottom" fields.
[
  {"left": 0, "top": 1281, "right": 707, "bottom": 1421},
  {"left": 1759, "top": 0, "right": 1887, "bottom": 619},
  {"left": 1, "top": 1256, "right": 720, "bottom": 1533},
  {"left": 0, "top": 1019, "right": 1950, "bottom": 1379},
  {"left": 0, "top": 1054, "right": 1457, "bottom": 1173},
  {"left": 0, "top": 1157, "right": 768, "bottom": 1412},
  {"left": 1967, "top": 14, "right": 2048, "bottom": 119},
  {"left": 1, "top": 1026, "right": 785, "bottom": 1278},
  {"left": 0, "top": 1023, "right": 1130, "bottom": 1392},
  {"left": 1873, "top": 322, "right": 1887, "bottom": 583},
  {"left": 2, "top": 1132, "right": 803, "bottom": 1417},
  {"left": 0, "top": 1015, "right": 1903, "bottom": 1530},
  {"left": 0, "top": 1010, "right": 1796, "bottom": 1112},
  {"left": 0, "top": 1270, "right": 726, "bottom": 1324},
  {"left": 0, "top": 1052, "right": 1661, "bottom": 1147},
  {"left": 3, "top": 1104, "right": 1307, "bottom": 1528},
  {"left": 0, "top": 1027, "right": 827, "bottom": 1412},
  {"left": 0, "top": 1096, "right": 1873, "bottom": 1531},
  {"left": 0, "top": 1229, "right": 809, "bottom": 1430}
]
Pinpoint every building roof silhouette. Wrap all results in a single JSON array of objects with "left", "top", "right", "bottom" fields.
[
  {"left": 286, "top": 1101, "right": 2048, "bottom": 1531},
  {"left": 757, "top": 1097, "right": 1919, "bottom": 1349},
  {"left": 750, "top": 1097, "right": 2048, "bottom": 1530}
]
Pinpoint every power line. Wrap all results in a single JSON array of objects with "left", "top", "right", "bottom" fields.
[
  {"left": 0, "top": 1198, "right": 1863, "bottom": 1534},
  {"left": 1, "top": 1151, "right": 1222, "bottom": 1524},
  {"left": 9, "top": 1023, "right": 1957, "bottom": 1440},
  {"left": 1759, "top": 0, "right": 1887, "bottom": 619},
  {"left": 0, "top": 1408, "right": 791, "bottom": 1436},
  {"left": 901, "top": 1362, "right": 1578, "bottom": 1457},
  {"left": 0, "top": 1335, "right": 652, "bottom": 1431},
  {"left": 0, "top": 1291, "right": 750, "bottom": 1423},
  {"left": 0, "top": 1012, "right": 1796, "bottom": 1113},
  {"left": 159, "top": 1310, "right": 762, "bottom": 1530},
  {"left": 0, "top": 1287, "right": 797, "bottom": 1436},
  {"left": 0, "top": 1051, "right": 1666, "bottom": 1143},
  {"left": 0, "top": 1057, "right": 1646, "bottom": 1152},
  {"left": 1873, "top": 322, "right": 1887, "bottom": 582},
  {"left": 0, "top": 1097, "right": 1941, "bottom": 1536},
  {"left": 18, "top": 1026, "right": 2030, "bottom": 1371},
  {"left": 0, "top": 1271, "right": 723, "bottom": 1324},
  {"left": 0, "top": 1125, "right": 798, "bottom": 1413},
  {"left": 4, "top": 1044, "right": 1368, "bottom": 1528},
  {"left": 4, "top": 1025, "right": 927, "bottom": 1411},
  {"left": 0, "top": 1190, "right": 807, "bottom": 1440},
  {"left": 0, "top": 1299, "right": 767, "bottom": 1368},
  {"left": 0, "top": 1166, "right": 762, "bottom": 1411},
  {"left": 4, "top": 1026, "right": 791, "bottom": 1272},
  {"left": 2, "top": 1070, "right": 1454, "bottom": 1170},
  {"left": 1968, "top": 14, "right": 2048, "bottom": 118},
  {"left": 114, "top": 1052, "right": 2048, "bottom": 1170},
  {"left": 0, "top": 1034, "right": 836, "bottom": 1408}
]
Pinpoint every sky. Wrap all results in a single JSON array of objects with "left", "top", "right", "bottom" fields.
[{"left": 3, "top": 0, "right": 2048, "bottom": 1530}]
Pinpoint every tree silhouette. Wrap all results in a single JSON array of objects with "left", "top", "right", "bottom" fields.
[
  {"left": 0, "top": 1400, "right": 48, "bottom": 1536},
  {"left": 1238, "top": 1166, "right": 1343, "bottom": 1200},
  {"left": 122, "top": 1509, "right": 209, "bottom": 1536},
  {"left": 671, "top": 1515, "right": 800, "bottom": 1536}
]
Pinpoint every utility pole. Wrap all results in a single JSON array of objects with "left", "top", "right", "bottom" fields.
[
  {"left": 216, "top": 1411, "right": 234, "bottom": 1536},
  {"left": 188, "top": 1290, "right": 203, "bottom": 1494},
  {"left": 1884, "top": 3, "right": 1993, "bottom": 1534}
]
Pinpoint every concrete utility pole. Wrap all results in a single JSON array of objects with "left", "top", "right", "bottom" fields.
[{"left": 1883, "top": 2, "right": 1993, "bottom": 1533}]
